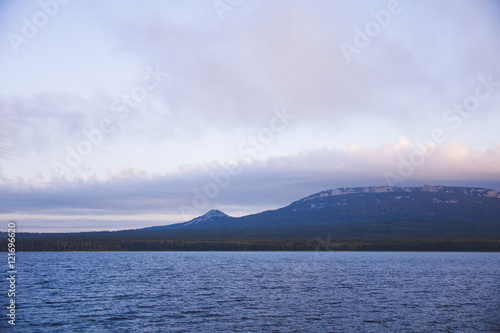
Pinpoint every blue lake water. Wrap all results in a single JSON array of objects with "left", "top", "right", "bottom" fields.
[{"left": 2, "top": 251, "right": 500, "bottom": 332}]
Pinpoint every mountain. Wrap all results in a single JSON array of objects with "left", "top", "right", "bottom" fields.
[
  {"left": 152, "top": 185, "right": 500, "bottom": 238},
  {"left": 11, "top": 185, "right": 500, "bottom": 252},
  {"left": 180, "top": 209, "right": 233, "bottom": 226},
  {"left": 144, "top": 209, "right": 234, "bottom": 230}
]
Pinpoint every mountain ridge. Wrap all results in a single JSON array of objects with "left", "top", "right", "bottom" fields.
[
  {"left": 160, "top": 185, "right": 500, "bottom": 230},
  {"left": 125, "top": 185, "right": 500, "bottom": 240},
  {"left": 10, "top": 185, "right": 500, "bottom": 251},
  {"left": 295, "top": 185, "right": 500, "bottom": 203}
]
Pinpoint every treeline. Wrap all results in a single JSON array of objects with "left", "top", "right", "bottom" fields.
[{"left": 2, "top": 235, "right": 500, "bottom": 252}]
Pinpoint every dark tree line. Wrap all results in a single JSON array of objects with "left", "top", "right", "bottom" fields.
[{"left": 1, "top": 234, "right": 499, "bottom": 252}]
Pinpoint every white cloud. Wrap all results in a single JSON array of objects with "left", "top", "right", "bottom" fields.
[{"left": 1, "top": 139, "right": 499, "bottom": 231}]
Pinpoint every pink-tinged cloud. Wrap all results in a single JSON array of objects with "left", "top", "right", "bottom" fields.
[{"left": 1, "top": 138, "right": 499, "bottom": 231}]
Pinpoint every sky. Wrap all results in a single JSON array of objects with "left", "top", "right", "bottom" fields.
[{"left": 1, "top": 0, "right": 500, "bottom": 232}]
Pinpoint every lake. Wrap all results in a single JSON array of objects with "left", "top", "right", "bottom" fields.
[{"left": 2, "top": 252, "right": 499, "bottom": 332}]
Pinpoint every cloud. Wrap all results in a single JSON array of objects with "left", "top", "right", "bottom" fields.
[
  {"left": 93, "top": 0, "right": 500, "bottom": 147},
  {"left": 1, "top": 139, "right": 500, "bottom": 231},
  {"left": 2, "top": 1, "right": 500, "bottom": 164},
  {"left": 0, "top": 94, "right": 100, "bottom": 158}
]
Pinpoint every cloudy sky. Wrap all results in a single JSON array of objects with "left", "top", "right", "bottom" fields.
[{"left": 1, "top": 0, "right": 500, "bottom": 231}]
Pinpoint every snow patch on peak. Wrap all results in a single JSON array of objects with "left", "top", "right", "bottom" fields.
[
  {"left": 294, "top": 185, "right": 500, "bottom": 206},
  {"left": 183, "top": 209, "right": 230, "bottom": 226},
  {"left": 204, "top": 209, "right": 228, "bottom": 217},
  {"left": 485, "top": 190, "right": 500, "bottom": 198}
]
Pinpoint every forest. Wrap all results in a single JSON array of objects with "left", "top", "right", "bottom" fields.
[{"left": 2, "top": 233, "right": 499, "bottom": 252}]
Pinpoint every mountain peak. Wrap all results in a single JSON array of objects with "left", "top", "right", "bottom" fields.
[
  {"left": 182, "top": 209, "right": 230, "bottom": 226},
  {"left": 203, "top": 209, "right": 228, "bottom": 218}
]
